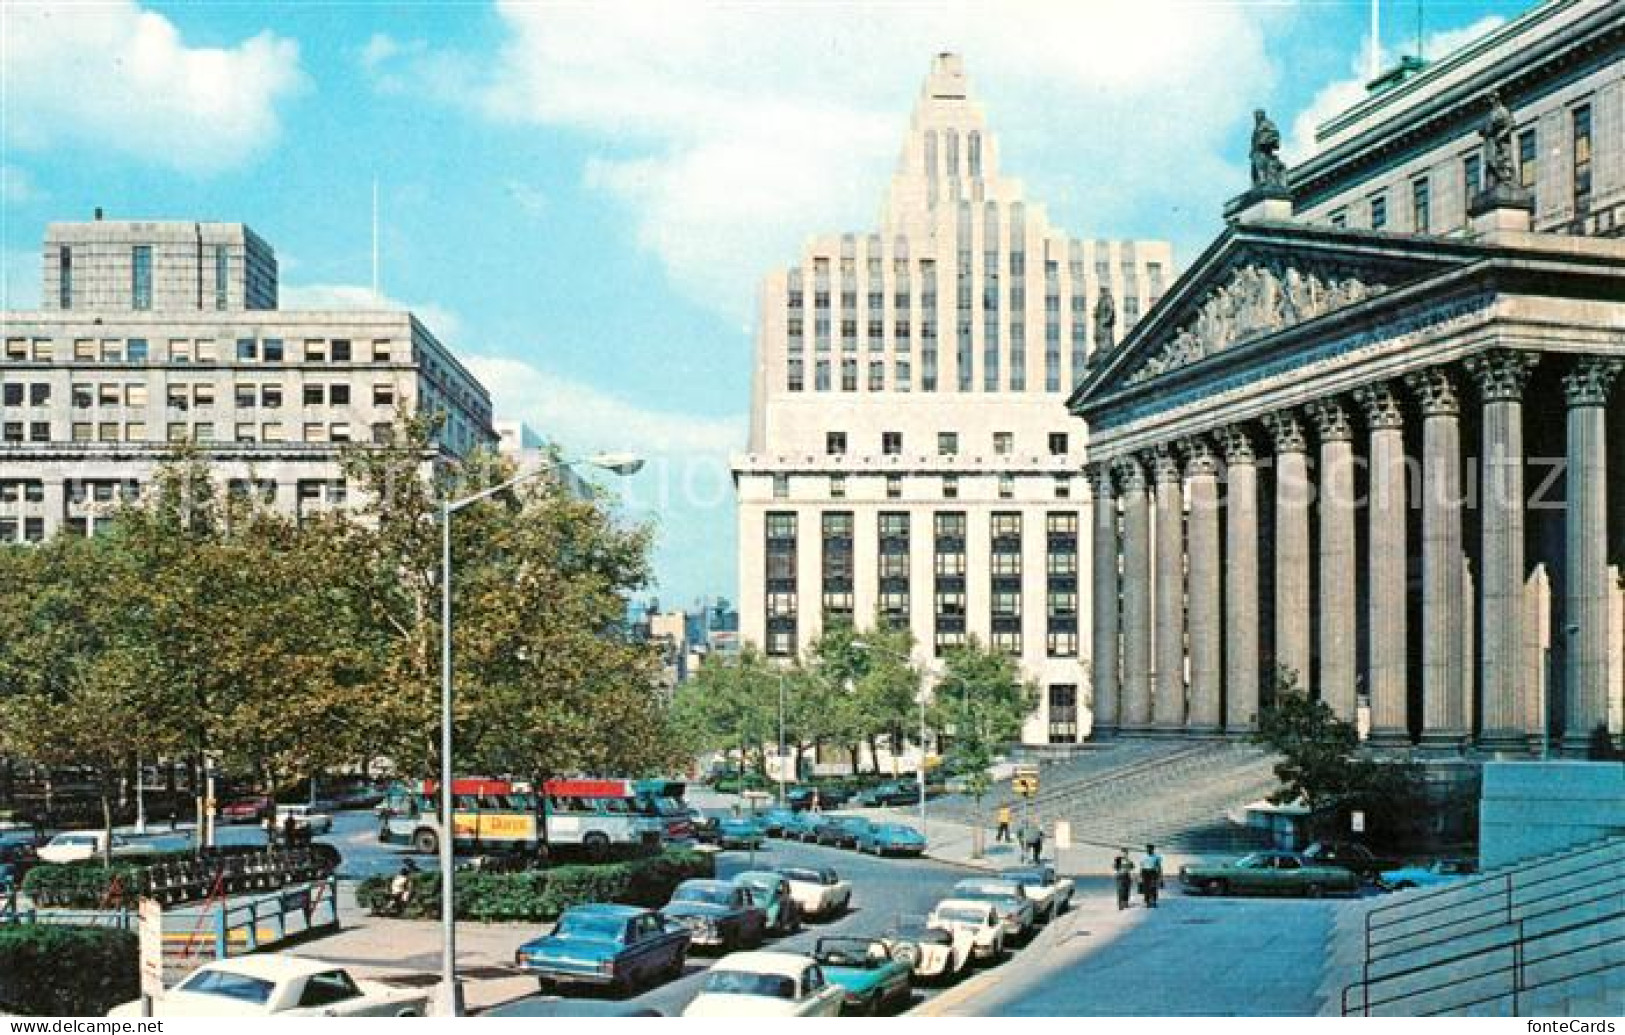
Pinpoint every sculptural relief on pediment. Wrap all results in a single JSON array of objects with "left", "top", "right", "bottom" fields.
[{"left": 1127, "top": 262, "right": 1389, "bottom": 385}]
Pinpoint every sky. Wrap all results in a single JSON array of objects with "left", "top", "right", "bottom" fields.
[{"left": 1, "top": 0, "right": 1531, "bottom": 608}]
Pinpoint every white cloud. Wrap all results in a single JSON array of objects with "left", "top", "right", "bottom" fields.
[
  {"left": 383, "top": 1, "right": 1284, "bottom": 319},
  {"left": 2, "top": 1, "right": 305, "bottom": 173},
  {"left": 279, "top": 282, "right": 463, "bottom": 341},
  {"left": 1286, "top": 15, "right": 1507, "bottom": 163}
]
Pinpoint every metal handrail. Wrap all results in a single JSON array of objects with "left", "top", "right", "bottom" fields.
[
  {"left": 1420, "top": 956, "right": 1624, "bottom": 1017},
  {"left": 1369, "top": 870, "right": 1625, "bottom": 966},
  {"left": 1342, "top": 902, "right": 1625, "bottom": 1016}
]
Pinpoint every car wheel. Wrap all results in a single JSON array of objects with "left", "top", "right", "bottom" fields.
[
  {"left": 664, "top": 954, "right": 686, "bottom": 981},
  {"left": 1205, "top": 879, "right": 1228, "bottom": 897},
  {"left": 1392, "top": 881, "right": 1415, "bottom": 891},
  {"left": 1305, "top": 883, "right": 1326, "bottom": 899},
  {"left": 583, "top": 833, "right": 610, "bottom": 862},
  {"left": 412, "top": 828, "right": 438, "bottom": 855}
]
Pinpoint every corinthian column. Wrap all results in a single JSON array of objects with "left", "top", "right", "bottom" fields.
[
  {"left": 1308, "top": 398, "right": 1358, "bottom": 723},
  {"left": 1354, "top": 382, "right": 1409, "bottom": 745},
  {"left": 1465, "top": 350, "right": 1538, "bottom": 753},
  {"left": 1151, "top": 446, "right": 1187, "bottom": 732},
  {"left": 1263, "top": 410, "right": 1311, "bottom": 691},
  {"left": 1406, "top": 366, "right": 1468, "bottom": 749},
  {"left": 1085, "top": 463, "right": 1121, "bottom": 736},
  {"left": 1218, "top": 426, "right": 1260, "bottom": 732},
  {"left": 1561, "top": 357, "right": 1622, "bottom": 755},
  {"left": 1184, "top": 437, "right": 1222, "bottom": 734},
  {"left": 1116, "top": 456, "right": 1153, "bottom": 733}
]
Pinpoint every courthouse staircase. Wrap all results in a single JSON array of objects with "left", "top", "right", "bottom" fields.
[{"left": 1318, "top": 835, "right": 1625, "bottom": 1016}]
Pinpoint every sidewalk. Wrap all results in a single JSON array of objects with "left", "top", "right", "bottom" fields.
[{"left": 901, "top": 808, "right": 1216, "bottom": 880}]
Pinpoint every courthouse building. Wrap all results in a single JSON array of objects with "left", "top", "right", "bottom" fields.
[
  {"left": 734, "top": 54, "right": 1172, "bottom": 745},
  {"left": 1073, "top": 0, "right": 1624, "bottom": 753},
  {"left": 0, "top": 216, "right": 495, "bottom": 539}
]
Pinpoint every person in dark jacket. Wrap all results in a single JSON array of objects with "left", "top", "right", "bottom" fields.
[
  {"left": 1114, "top": 849, "right": 1135, "bottom": 909},
  {"left": 1139, "top": 843, "right": 1163, "bottom": 907}
]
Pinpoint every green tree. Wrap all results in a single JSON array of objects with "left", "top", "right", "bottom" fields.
[
  {"left": 930, "top": 637, "right": 1036, "bottom": 855},
  {"left": 671, "top": 648, "right": 782, "bottom": 778}
]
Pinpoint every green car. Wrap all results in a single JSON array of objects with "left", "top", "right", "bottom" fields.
[
  {"left": 1178, "top": 850, "right": 1362, "bottom": 898},
  {"left": 812, "top": 936, "right": 912, "bottom": 1016},
  {"left": 733, "top": 870, "right": 802, "bottom": 934}
]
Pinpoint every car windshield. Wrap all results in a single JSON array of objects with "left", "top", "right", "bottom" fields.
[
  {"left": 736, "top": 877, "right": 775, "bottom": 895},
  {"left": 877, "top": 825, "right": 913, "bottom": 836},
  {"left": 936, "top": 907, "right": 988, "bottom": 925},
  {"left": 555, "top": 913, "right": 629, "bottom": 941},
  {"left": 675, "top": 885, "right": 733, "bottom": 906},
  {"left": 178, "top": 968, "right": 276, "bottom": 1005},
  {"left": 1235, "top": 854, "right": 1270, "bottom": 869},
  {"left": 817, "top": 940, "right": 884, "bottom": 967},
  {"left": 703, "top": 970, "right": 797, "bottom": 1000},
  {"left": 780, "top": 867, "right": 837, "bottom": 886}
]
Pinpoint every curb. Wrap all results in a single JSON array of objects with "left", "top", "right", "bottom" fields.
[{"left": 906, "top": 901, "right": 1083, "bottom": 1017}]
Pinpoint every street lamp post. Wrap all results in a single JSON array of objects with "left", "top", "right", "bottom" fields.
[
  {"left": 850, "top": 640, "right": 928, "bottom": 836},
  {"left": 437, "top": 451, "right": 642, "bottom": 1018},
  {"left": 777, "top": 671, "right": 787, "bottom": 806}
]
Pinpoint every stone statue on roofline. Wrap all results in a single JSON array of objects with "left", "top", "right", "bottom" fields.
[
  {"left": 1250, "top": 109, "right": 1287, "bottom": 189},
  {"left": 1480, "top": 90, "right": 1516, "bottom": 192},
  {"left": 1093, "top": 287, "right": 1117, "bottom": 353}
]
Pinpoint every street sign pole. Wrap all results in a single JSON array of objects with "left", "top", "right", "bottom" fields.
[{"left": 138, "top": 897, "right": 163, "bottom": 1017}]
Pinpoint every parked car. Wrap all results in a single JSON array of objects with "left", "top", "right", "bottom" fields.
[
  {"left": 275, "top": 804, "right": 333, "bottom": 836},
  {"left": 813, "top": 815, "right": 874, "bottom": 849},
  {"left": 786, "top": 786, "right": 854, "bottom": 812},
  {"left": 780, "top": 812, "right": 822, "bottom": 842},
  {"left": 681, "top": 951, "right": 845, "bottom": 1017},
  {"left": 855, "top": 782, "right": 922, "bottom": 808},
  {"left": 219, "top": 796, "right": 273, "bottom": 825},
  {"left": 879, "top": 922, "right": 974, "bottom": 983},
  {"left": 811, "top": 936, "right": 913, "bottom": 1015},
  {"left": 0, "top": 838, "right": 38, "bottom": 889},
  {"left": 1302, "top": 841, "right": 1401, "bottom": 883},
  {"left": 774, "top": 865, "right": 852, "bottom": 920},
  {"left": 486, "top": 997, "right": 663, "bottom": 1017},
  {"left": 1178, "top": 851, "right": 1362, "bottom": 897},
  {"left": 513, "top": 904, "right": 689, "bottom": 994},
  {"left": 37, "top": 831, "right": 160, "bottom": 865},
  {"left": 662, "top": 879, "right": 767, "bottom": 952},
  {"left": 733, "top": 871, "right": 801, "bottom": 934},
  {"left": 855, "top": 822, "right": 926, "bottom": 857},
  {"left": 754, "top": 807, "right": 797, "bottom": 837},
  {"left": 716, "top": 816, "right": 766, "bottom": 851},
  {"left": 949, "top": 878, "right": 1036, "bottom": 941},
  {"left": 1379, "top": 858, "right": 1479, "bottom": 891},
  {"left": 927, "top": 898, "right": 1005, "bottom": 961},
  {"left": 108, "top": 956, "right": 430, "bottom": 1017},
  {"left": 687, "top": 807, "right": 720, "bottom": 844},
  {"left": 997, "top": 865, "right": 1075, "bottom": 921}
]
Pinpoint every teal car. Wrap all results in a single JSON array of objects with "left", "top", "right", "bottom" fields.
[
  {"left": 717, "top": 816, "right": 766, "bottom": 850},
  {"left": 755, "top": 807, "right": 798, "bottom": 836},
  {"left": 812, "top": 936, "right": 913, "bottom": 1015},
  {"left": 514, "top": 904, "right": 690, "bottom": 994},
  {"left": 781, "top": 812, "right": 822, "bottom": 842},
  {"left": 733, "top": 870, "right": 802, "bottom": 934},
  {"left": 855, "top": 822, "right": 926, "bottom": 857}
]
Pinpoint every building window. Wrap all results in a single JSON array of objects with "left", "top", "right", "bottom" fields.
[
  {"left": 938, "top": 432, "right": 959, "bottom": 456},
  {"left": 998, "top": 474, "right": 1014, "bottom": 500},
  {"left": 868, "top": 359, "right": 884, "bottom": 392},
  {"left": 994, "top": 431, "right": 1013, "bottom": 455},
  {"left": 1411, "top": 177, "right": 1430, "bottom": 233},
  {"left": 1047, "top": 684, "right": 1078, "bottom": 743},
  {"left": 826, "top": 431, "right": 847, "bottom": 456},
  {"left": 1518, "top": 128, "right": 1537, "bottom": 189},
  {"left": 331, "top": 340, "right": 352, "bottom": 362},
  {"left": 372, "top": 340, "right": 392, "bottom": 362},
  {"left": 766, "top": 511, "right": 798, "bottom": 656},
  {"left": 263, "top": 339, "right": 284, "bottom": 362},
  {"left": 830, "top": 474, "right": 846, "bottom": 499},
  {"left": 304, "top": 385, "right": 325, "bottom": 406},
  {"left": 882, "top": 431, "right": 903, "bottom": 455},
  {"left": 787, "top": 358, "right": 804, "bottom": 392},
  {"left": 131, "top": 246, "right": 152, "bottom": 310},
  {"left": 933, "top": 511, "right": 967, "bottom": 656},
  {"left": 822, "top": 511, "right": 855, "bottom": 628},
  {"left": 815, "top": 359, "right": 831, "bottom": 392},
  {"left": 772, "top": 474, "right": 789, "bottom": 499},
  {"left": 885, "top": 475, "right": 902, "bottom": 500},
  {"left": 1573, "top": 104, "right": 1592, "bottom": 212},
  {"left": 215, "top": 246, "right": 229, "bottom": 310},
  {"left": 942, "top": 475, "right": 958, "bottom": 500},
  {"left": 1464, "top": 153, "right": 1482, "bottom": 200},
  {"left": 373, "top": 383, "right": 395, "bottom": 406},
  {"left": 1329, "top": 208, "right": 1347, "bottom": 229},
  {"left": 1048, "top": 432, "right": 1068, "bottom": 456},
  {"left": 236, "top": 338, "right": 257, "bottom": 362},
  {"left": 1369, "top": 192, "right": 1387, "bottom": 229},
  {"left": 59, "top": 246, "right": 72, "bottom": 309}
]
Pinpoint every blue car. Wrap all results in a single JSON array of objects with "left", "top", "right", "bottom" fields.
[
  {"left": 514, "top": 904, "right": 690, "bottom": 994},
  {"left": 755, "top": 807, "right": 798, "bottom": 837},
  {"left": 781, "top": 811, "right": 823, "bottom": 842},
  {"left": 716, "top": 816, "right": 766, "bottom": 850},
  {"left": 1379, "top": 858, "right": 1479, "bottom": 891},
  {"left": 855, "top": 822, "right": 926, "bottom": 857}
]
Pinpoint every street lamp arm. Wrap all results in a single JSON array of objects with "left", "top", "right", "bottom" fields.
[{"left": 445, "top": 452, "right": 645, "bottom": 514}]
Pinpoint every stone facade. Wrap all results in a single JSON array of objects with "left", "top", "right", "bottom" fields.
[{"left": 734, "top": 53, "right": 1173, "bottom": 745}]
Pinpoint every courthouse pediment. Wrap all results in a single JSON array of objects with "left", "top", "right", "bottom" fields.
[{"left": 1078, "top": 222, "right": 1474, "bottom": 400}]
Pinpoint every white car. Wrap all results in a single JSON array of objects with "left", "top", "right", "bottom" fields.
[
  {"left": 927, "top": 899, "right": 1006, "bottom": 961},
  {"left": 774, "top": 864, "right": 852, "bottom": 920},
  {"left": 682, "top": 951, "right": 845, "bottom": 1017},
  {"left": 108, "top": 956, "right": 429, "bottom": 1017},
  {"left": 997, "top": 864, "right": 1075, "bottom": 920},
  {"left": 37, "top": 831, "right": 158, "bottom": 865},
  {"left": 952, "top": 878, "right": 1037, "bottom": 940},
  {"left": 882, "top": 923, "right": 974, "bottom": 982},
  {"left": 276, "top": 805, "right": 333, "bottom": 836}
]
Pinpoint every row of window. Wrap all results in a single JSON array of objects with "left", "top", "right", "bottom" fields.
[
  {"left": 1, "top": 420, "right": 394, "bottom": 446},
  {"left": 1328, "top": 103, "right": 1594, "bottom": 232},
  {"left": 57, "top": 244, "right": 237, "bottom": 313},
  {"left": 824, "top": 430, "right": 1069, "bottom": 457},
  {"left": 774, "top": 472, "right": 1075, "bottom": 502},
  {"left": 3, "top": 337, "right": 399, "bottom": 364}
]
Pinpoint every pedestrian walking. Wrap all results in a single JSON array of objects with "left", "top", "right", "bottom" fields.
[
  {"left": 1030, "top": 820, "right": 1045, "bottom": 864},
  {"left": 1140, "top": 843, "right": 1163, "bottom": 908},
  {"left": 1113, "top": 848, "right": 1135, "bottom": 910},
  {"left": 1014, "top": 817, "right": 1033, "bottom": 858},
  {"left": 283, "top": 813, "right": 299, "bottom": 848},
  {"left": 995, "top": 804, "right": 1012, "bottom": 843},
  {"left": 263, "top": 809, "right": 278, "bottom": 847}
]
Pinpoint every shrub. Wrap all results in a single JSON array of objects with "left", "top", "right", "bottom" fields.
[
  {"left": 0, "top": 925, "right": 138, "bottom": 1016},
  {"left": 21, "top": 862, "right": 149, "bottom": 909},
  {"left": 356, "top": 848, "right": 715, "bottom": 922}
]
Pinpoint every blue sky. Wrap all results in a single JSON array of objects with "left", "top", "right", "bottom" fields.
[{"left": 2, "top": 0, "right": 1528, "bottom": 607}]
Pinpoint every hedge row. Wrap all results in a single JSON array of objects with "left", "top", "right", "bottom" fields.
[
  {"left": 22, "top": 845, "right": 335, "bottom": 909},
  {"left": 356, "top": 848, "right": 715, "bottom": 922},
  {"left": 0, "top": 925, "right": 138, "bottom": 1016}
]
